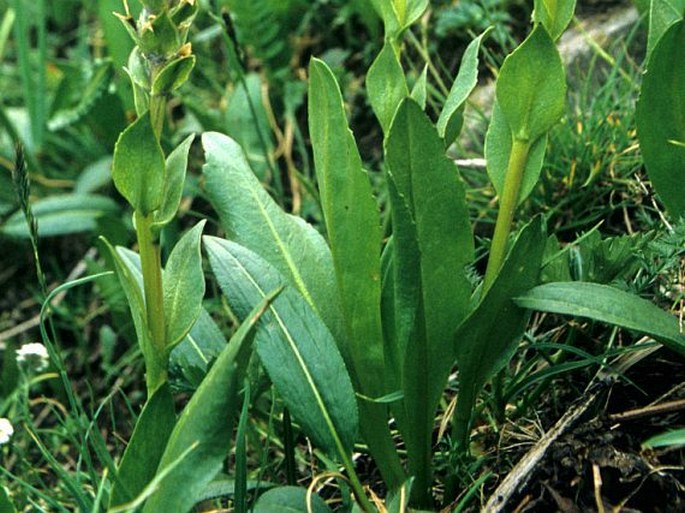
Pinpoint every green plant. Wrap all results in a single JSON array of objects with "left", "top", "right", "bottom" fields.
[
  {"left": 4, "top": 1, "right": 685, "bottom": 512},
  {"left": 99, "top": 2, "right": 281, "bottom": 511},
  {"left": 200, "top": 0, "right": 685, "bottom": 510}
]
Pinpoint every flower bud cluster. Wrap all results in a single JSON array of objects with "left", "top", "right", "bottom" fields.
[{"left": 115, "top": 0, "right": 199, "bottom": 105}]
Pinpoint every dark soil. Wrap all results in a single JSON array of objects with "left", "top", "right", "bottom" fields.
[{"left": 496, "top": 351, "right": 685, "bottom": 513}]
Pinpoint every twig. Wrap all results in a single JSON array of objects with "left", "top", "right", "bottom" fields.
[
  {"left": 593, "top": 464, "right": 605, "bottom": 513},
  {"left": 482, "top": 382, "right": 607, "bottom": 512},
  {"left": 608, "top": 398, "right": 685, "bottom": 423}
]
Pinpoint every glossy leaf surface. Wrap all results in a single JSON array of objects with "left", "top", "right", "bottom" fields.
[{"left": 647, "top": 0, "right": 684, "bottom": 60}]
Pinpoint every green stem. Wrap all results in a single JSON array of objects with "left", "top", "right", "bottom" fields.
[
  {"left": 340, "top": 449, "right": 376, "bottom": 513},
  {"left": 135, "top": 211, "right": 167, "bottom": 394},
  {"left": 149, "top": 93, "right": 166, "bottom": 140},
  {"left": 483, "top": 139, "right": 531, "bottom": 291}
]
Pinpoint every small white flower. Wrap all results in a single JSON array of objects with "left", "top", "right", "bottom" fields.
[
  {"left": 0, "top": 418, "right": 13, "bottom": 445},
  {"left": 16, "top": 343, "right": 49, "bottom": 372}
]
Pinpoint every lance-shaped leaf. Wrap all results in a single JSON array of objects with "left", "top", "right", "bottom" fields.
[
  {"left": 533, "top": 0, "right": 577, "bottom": 41},
  {"left": 636, "top": 20, "right": 685, "bottom": 218},
  {"left": 112, "top": 112, "right": 166, "bottom": 215},
  {"left": 485, "top": 100, "right": 548, "bottom": 203},
  {"left": 204, "top": 237, "right": 359, "bottom": 459},
  {"left": 385, "top": 98, "right": 474, "bottom": 500},
  {"left": 308, "top": 58, "right": 384, "bottom": 384},
  {"left": 437, "top": 29, "right": 490, "bottom": 145},
  {"left": 514, "top": 282, "right": 685, "bottom": 357},
  {"left": 143, "top": 294, "right": 271, "bottom": 513},
  {"left": 367, "top": 41, "right": 408, "bottom": 134},
  {"left": 152, "top": 134, "right": 194, "bottom": 231},
  {"left": 109, "top": 384, "right": 176, "bottom": 509},
  {"left": 163, "top": 221, "right": 206, "bottom": 349},
  {"left": 202, "top": 132, "right": 345, "bottom": 345},
  {"left": 496, "top": 24, "right": 566, "bottom": 143},
  {"left": 309, "top": 58, "right": 404, "bottom": 488},
  {"left": 452, "top": 217, "right": 546, "bottom": 450}
]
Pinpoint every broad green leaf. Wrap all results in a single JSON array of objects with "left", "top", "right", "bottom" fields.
[
  {"left": 453, "top": 217, "right": 546, "bottom": 449},
  {"left": 647, "top": 0, "right": 684, "bottom": 60},
  {"left": 636, "top": 20, "right": 685, "bottom": 218},
  {"left": 437, "top": 29, "right": 490, "bottom": 145},
  {"left": 643, "top": 428, "right": 685, "bottom": 448},
  {"left": 152, "top": 134, "right": 194, "bottom": 230},
  {"left": 2, "top": 194, "right": 118, "bottom": 238},
  {"left": 496, "top": 24, "right": 566, "bottom": 143},
  {"left": 163, "top": 221, "right": 206, "bottom": 349},
  {"left": 109, "top": 384, "right": 175, "bottom": 509},
  {"left": 385, "top": 98, "right": 474, "bottom": 498},
  {"left": 533, "top": 0, "right": 577, "bottom": 41},
  {"left": 204, "top": 237, "right": 359, "bottom": 459},
  {"left": 252, "top": 487, "right": 332, "bottom": 513},
  {"left": 202, "top": 132, "right": 345, "bottom": 345},
  {"left": 513, "top": 282, "right": 685, "bottom": 357},
  {"left": 367, "top": 41, "right": 408, "bottom": 134},
  {"left": 112, "top": 112, "right": 166, "bottom": 215},
  {"left": 308, "top": 58, "right": 404, "bottom": 489},
  {"left": 485, "top": 100, "right": 548, "bottom": 203},
  {"left": 143, "top": 294, "right": 270, "bottom": 513},
  {"left": 308, "top": 58, "right": 384, "bottom": 381},
  {"left": 169, "top": 308, "right": 227, "bottom": 389},
  {"left": 410, "top": 65, "right": 428, "bottom": 110}
]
